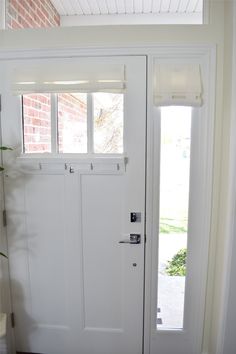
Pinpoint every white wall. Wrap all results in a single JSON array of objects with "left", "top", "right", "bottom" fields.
[{"left": 0, "top": 2, "right": 233, "bottom": 353}]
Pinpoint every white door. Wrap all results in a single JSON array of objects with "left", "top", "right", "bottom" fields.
[{"left": 0, "top": 56, "right": 146, "bottom": 354}]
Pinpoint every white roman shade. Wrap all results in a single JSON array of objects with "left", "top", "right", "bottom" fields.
[
  {"left": 154, "top": 63, "right": 203, "bottom": 107},
  {"left": 12, "top": 61, "right": 126, "bottom": 94}
]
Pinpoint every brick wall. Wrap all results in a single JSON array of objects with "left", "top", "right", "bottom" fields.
[
  {"left": 7, "top": 0, "right": 60, "bottom": 29},
  {"left": 23, "top": 93, "right": 87, "bottom": 154}
]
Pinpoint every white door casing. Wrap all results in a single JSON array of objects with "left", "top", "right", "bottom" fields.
[
  {"left": 0, "top": 45, "right": 216, "bottom": 354},
  {"left": 0, "top": 55, "right": 147, "bottom": 354},
  {"left": 145, "top": 51, "right": 215, "bottom": 354}
]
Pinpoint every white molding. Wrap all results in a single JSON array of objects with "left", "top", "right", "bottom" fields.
[
  {"left": 0, "top": 0, "right": 6, "bottom": 30},
  {"left": 203, "top": 0, "right": 210, "bottom": 25},
  {"left": 215, "top": 2, "right": 236, "bottom": 354},
  {"left": 60, "top": 13, "right": 203, "bottom": 27},
  {"left": 0, "top": 44, "right": 215, "bottom": 61}
]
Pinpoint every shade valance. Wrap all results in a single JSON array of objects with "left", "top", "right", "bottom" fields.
[
  {"left": 12, "top": 60, "right": 126, "bottom": 94},
  {"left": 154, "top": 63, "right": 203, "bottom": 107}
]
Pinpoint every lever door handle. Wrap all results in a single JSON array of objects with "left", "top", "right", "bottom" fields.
[{"left": 119, "top": 234, "right": 141, "bottom": 244}]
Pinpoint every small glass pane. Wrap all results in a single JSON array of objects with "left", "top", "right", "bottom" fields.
[
  {"left": 22, "top": 94, "right": 51, "bottom": 153},
  {"left": 93, "top": 93, "right": 124, "bottom": 154},
  {"left": 157, "top": 107, "right": 192, "bottom": 330},
  {"left": 58, "top": 93, "right": 87, "bottom": 153}
]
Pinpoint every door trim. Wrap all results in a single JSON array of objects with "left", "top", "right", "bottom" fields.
[
  {"left": 0, "top": 45, "right": 216, "bottom": 354},
  {"left": 144, "top": 48, "right": 216, "bottom": 354}
]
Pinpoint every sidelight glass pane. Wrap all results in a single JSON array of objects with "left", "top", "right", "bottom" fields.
[
  {"left": 93, "top": 93, "right": 124, "bottom": 154},
  {"left": 22, "top": 94, "right": 51, "bottom": 153},
  {"left": 157, "top": 106, "right": 192, "bottom": 330},
  {"left": 58, "top": 93, "right": 87, "bottom": 153}
]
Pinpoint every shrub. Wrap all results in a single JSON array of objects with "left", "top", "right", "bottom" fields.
[{"left": 166, "top": 248, "right": 187, "bottom": 276}]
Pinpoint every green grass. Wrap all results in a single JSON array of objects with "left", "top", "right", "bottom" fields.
[{"left": 159, "top": 217, "right": 187, "bottom": 234}]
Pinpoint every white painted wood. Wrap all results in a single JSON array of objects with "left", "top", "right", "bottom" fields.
[
  {"left": 96, "top": 0, "right": 109, "bottom": 14},
  {"left": 216, "top": 3, "right": 236, "bottom": 354},
  {"left": 78, "top": 0, "right": 91, "bottom": 15},
  {"left": 61, "top": 12, "right": 203, "bottom": 26},
  {"left": 169, "top": 0, "right": 181, "bottom": 13},
  {"left": 70, "top": 0, "right": 84, "bottom": 14},
  {"left": 143, "top": 0, "right": 153, "bottom": 13},
  {"left": 0, "top": 0, "right": 5, "bottom": 29},
  {"left": 116, "top": 0, "right": 126, "bottom": 14},
  {"left": 62, "top": 0, "right": 76, "bottom": 14},
  {"left": 178, "top": 0, "right": 190, "bottom": 12},
  {"left": 195, "top": 0, "right": 203, "bottom": 12},
  {"left": 87, "top": 0, "right": 100, "bottom": 14},
  {"left": 186, "top": 0, "right": 199, "bottom": 13},
  {"left": 50, "top": 0, "right": 64, "bottom": 14},
  {"left": 1, "top": 55, "right": 146, "bottom": 354},
  {"left": 161, "top": 0, "right": 171, "bottom": 13},
  {"left": 52, "top": 0, "right": 203, "bottom": 15},
  {"left": 106, "top": 0, "right": 117, "bottom": 14},
  {"left": 145, "top": 48, "right": 216, "bottom": 354},
  {"left": 152, "top": 0, "right": 162, "bottom": 13},
  {"left": 134, "top": 0, "right": 143, "bottom": 14},
  {"left": 125, "top": 0, "right": 134, "bottom": 14}
]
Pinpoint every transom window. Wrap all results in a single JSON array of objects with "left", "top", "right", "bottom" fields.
[{"left": 22, "top": 92, "right": 124, "bottom": 155}]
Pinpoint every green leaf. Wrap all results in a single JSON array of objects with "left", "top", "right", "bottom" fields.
[
  {"left": 0, "top": 252, "right": 8, "bottom": 258},
  {"left": 0, "top": 146, "right": 13, "bottom": 151},
  {"left": 166, "top": 248, "right": 187, "bottom": 276}
]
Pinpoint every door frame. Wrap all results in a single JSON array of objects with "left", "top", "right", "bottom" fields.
[
  {"left": 145, "top": 49, "right": 216, "bottom": 354},
  {"left": 0, "top": 45, "right": 216, "bottom": 354}
]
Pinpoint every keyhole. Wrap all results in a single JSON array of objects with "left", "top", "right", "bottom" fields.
[{"left": 132, "top": 263, "right": 137, "bottom": 267}]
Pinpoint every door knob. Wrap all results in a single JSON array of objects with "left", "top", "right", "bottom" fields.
[{"left": 119, "top": 234, "right": 141, "bottom": 244}]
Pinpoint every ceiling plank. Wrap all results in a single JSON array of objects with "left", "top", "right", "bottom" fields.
[
  {"left": 186, "top": 0, "right": 198, "bottom": 12},
  {"left": 134, "top": 0, "right": 143, "bottom": 13},
  {"left": 169, "top": 0, "right": 181, "bottom": 12},
  {"left": 69, "top": 0, "right": 84, "bottom": 14},
  {"left": 78, "top": 0, "right": 92, "bottom": 14},
  {"left": 143, "top": 0, "right": 153, "bottom": 13},
  {"left": 178, "top": 0, "right": 190, "bottom": 12},
  {"left": 63, "top": 0, "right": 77, "bottom": 14},
  {"left": 51, "top": 0, "right": 68, "bottom": 15},
  {"left": 87, "top": 0, "right": 101, "bottom": 14},
  {"left": 161, "top": 0, "right": 171, "bottom": 12},
  {"left": 195, "top": 0, "right": 203, "bottom": 12},
  {"left": 116, "top": 0, "right": 126, "bottom": 14},
  {"left": 152, "top": 0, "right": 162, "bottom": 13},
  {"left": 106, "top": 0, "right": 117, "bottom": 14},
  {"left": 125, "top": 0, "right": 134, "bottom": 14},
  {"left": 96, "top": 0, "right": 109, "bottom": 14}
]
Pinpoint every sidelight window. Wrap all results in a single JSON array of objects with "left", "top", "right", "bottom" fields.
[{"left": 156, "top": 106, "right": 192, "bottom": 330}]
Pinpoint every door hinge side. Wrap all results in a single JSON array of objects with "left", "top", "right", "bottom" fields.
[
  {"left": 3, "top": 209, "right": 7, "bottom": 227},
  {"left": 10, "top": 312, "right": 15, "bottom": 328}
]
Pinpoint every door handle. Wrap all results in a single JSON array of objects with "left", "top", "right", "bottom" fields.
[{"left": 119, "top": 234, "right": 141, "bottom": 244}]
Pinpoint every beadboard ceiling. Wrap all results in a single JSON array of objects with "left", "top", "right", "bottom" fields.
[
  {"left": 50, "top": 0, "right": 204, "bottom": 25},
  {"left": 51, "top": 0, "right": 203, "bottom": 15}
]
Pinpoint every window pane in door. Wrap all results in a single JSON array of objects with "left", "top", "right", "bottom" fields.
[
  {"left": 22, "top": 94, "right": 51, "bottom": 153},
  {"left": 58, "top": 93, "right": 87, "bottom": 153},
  {"left": 157, "top": 106, "right": 192, "bottom": 330},
  {"left": 93, "top": 93, "right": 124, "bottom": 153}
]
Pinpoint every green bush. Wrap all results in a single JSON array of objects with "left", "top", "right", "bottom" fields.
[{"left": 166, "top": 248, "right": 187, "bottom": 276}]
